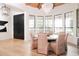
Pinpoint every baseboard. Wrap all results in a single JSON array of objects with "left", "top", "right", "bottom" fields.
[{"left": 0, "top": 39, "right": 13, "bottom": 41}]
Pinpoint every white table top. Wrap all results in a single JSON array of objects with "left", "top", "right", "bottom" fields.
[
  {"left": 47, "top": 34, "right": 58, "bottom": 40},
  {"left": 33, "top": 34, "right": 58, "bottom": 40}
]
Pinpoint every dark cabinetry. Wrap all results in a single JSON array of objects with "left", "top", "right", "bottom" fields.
[{"left": 14, "top": 14, "right": 24, "bottom": 39}]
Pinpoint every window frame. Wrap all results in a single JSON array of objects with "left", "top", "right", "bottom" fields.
[
  {"left": 35, "top": 16, "right": 44, "bottom": 29},
  {"left": 44, "top": 15, "right": 53, "bottom": 32},
  {"left": 54, "top": 14, "right": 64, "bottom": 34},
  {"left": 64, "top": 11, "right": 74, "bottom": 35},
  {"left": 29, "top": 15, "right": 35, "bottom": 33},
  {"left": 35, "top": 16, "right": 44, "bottom": 34}
]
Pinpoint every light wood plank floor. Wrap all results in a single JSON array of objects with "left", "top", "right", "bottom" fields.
[
  {"left": 0, "top": 39, "right": 32, "bottom": 56},
  {"left": 0, "top": 39, "right": 79, "bottom": 56}
]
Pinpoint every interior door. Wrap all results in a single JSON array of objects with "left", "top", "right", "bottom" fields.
[{"left": 14, "top": 14, "right": 24, "bottom": 39}]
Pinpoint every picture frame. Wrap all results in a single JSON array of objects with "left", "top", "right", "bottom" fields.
[{"left": 0, "top": 21, "right": 8, "bottom": 32}]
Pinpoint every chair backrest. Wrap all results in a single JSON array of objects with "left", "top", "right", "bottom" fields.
[
  {"left": 56, "top": 32, "right": 66, "bottom": 53},
  {"left": 65, "top": 33, "right": 68, "bottom": 43},
  {"left": 65, "top": 33, "right": 68, "bottom": 51},
  {"left": 38, "top": 32, "right": 48, "bottom": 55},
  {"left": 30, "top": 33, "right": 34, "bottom": 40},
  {"left": 45, "top": 31, "right": 53, "bottom": 36},
  {"left": 30, "top": 33, "right": 37, "bottom": 40}
]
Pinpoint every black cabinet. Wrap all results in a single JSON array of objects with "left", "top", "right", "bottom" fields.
[{"left": 14, "top": 14, "right": 24, "bottom": 39}]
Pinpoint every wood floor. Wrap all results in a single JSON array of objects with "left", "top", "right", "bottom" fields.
[
  {"left": 0, "top": 39, "right": 79, "bottom": 56},
  {"left": 0, "top": 39, "right": 31, "bottom": 56}
]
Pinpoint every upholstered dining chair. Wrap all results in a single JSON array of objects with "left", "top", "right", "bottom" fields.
[
  {"left": 60, "top": 32, "right": 68, "bottom": 51},
  {"left": 30, "top": 33, "right": 38, "bottom": 50},
  {"left": 65, "top": 33, "right": 68, "bottom": 51},
  {"left": 37, "top": 32, "right": 49, "bottom": 55},
  {"left": 50, "top": 32, "right": 67, "bottom": 55},
  {"left": 45, "top": 31, "right": 53, "bottom": 36}
]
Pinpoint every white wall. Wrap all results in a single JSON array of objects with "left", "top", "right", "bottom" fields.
[
  {"left": 0, "top": 8, "right": 13, "bottom": 40},
  {"left": 7, "top": 3, "right": 44, "bottom": 41}
]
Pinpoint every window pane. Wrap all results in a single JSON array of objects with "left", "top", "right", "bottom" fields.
[
  {"left": 35, "top": 16, "right": 44, "bottom": 33},
  {"left": 45, "top": 16, "right": 53, "bottom": 27},
  {"left": 54, "top": 14, "right": 63, "bottom": 34},
  {"left": 29, "top": 16, "right": 35, "bottom": 28},
  {"left": 65, "top": 12, "right": 73, "bottom": 35},
  {"left": 35, "top": 28, "right": 44, "bottom": 34},
  {"left": 66, "top": 28, "right": 73, "bottom": 35},
  {"left": 55, "top": 27, "right": 63, "bottom": 34},
  {"left": 45, "top": 28, "right": 53, "bottom": 32},
  {"left": 35, "top": 16, "right": 44, "bottom": 28},
  {"left": 45, "top": 16, "right": 53, "bottom": 33},
  {"left": 65, "top": 12, "right": 73, "bottom": 27},
  {"left": 55, "top": 15, "right": 63, "bottom": 27},
  {"left": 29, "top": 15, "right": 35, "bottom": 34}
]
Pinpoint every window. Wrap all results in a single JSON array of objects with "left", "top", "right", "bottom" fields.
[
  {"left": 29, "top": 15, "right": 35, "bottom": 33},
  {"left": 29, "top": 15, "right": 35, "bottom": 28},
  {"left": 28, "top": 11, "right": 74, "bottom": 35},
  {"left": 45, "top": 16, "right": 53, "bottom": 32},
  {"left": 35, "top": 16, "right": 44, "bottom": 33},
  {"left": 54, "top": 14, "right": 63, "bottom": 34},
  {"left": 65, "top": 12, "right": 73, "bottom": 35}
]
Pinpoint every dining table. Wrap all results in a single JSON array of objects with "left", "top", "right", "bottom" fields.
[
  {"left": 47, "top": 34, "right": 58, "bottom": 42},
  {"left": 33, "top": 34, "right": 58, "bottom": 42}
]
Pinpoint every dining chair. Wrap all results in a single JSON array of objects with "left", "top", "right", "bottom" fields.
[
  {"left": 30, "top": 33, "right": 38, "bottom": 50},
  {"left": 37, "top": 32, "right": 49, "bottom": 55},
  {"left": 45, "top": 31, "right": 53, "bottom": 36},
  {"left": 50, "top": 32, "right": 67, "bottom": 55},
  {"left": 60, "top": 32, "right": 68, "bottom": 51},
  {"left": 65, "top": 33, "right": 68, "bottom": 51}
]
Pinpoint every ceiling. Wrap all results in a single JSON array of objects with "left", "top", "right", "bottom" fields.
[{"left": 25, "top": 3, "right": 64, "bottom": 9}]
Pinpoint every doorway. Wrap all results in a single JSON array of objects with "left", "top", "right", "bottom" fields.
[{"left": 14, "top": 14, "right": 24, "bottom": 39}]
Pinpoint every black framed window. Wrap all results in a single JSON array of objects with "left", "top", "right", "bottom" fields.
[
  {"left": 28, "top": 11, "right": 74, "bottom": 35},
  {"left": 35, "top": 16, "right": 44, "bottom": 34},
  {"left": 45, "top": 16, "right": 53, "bottom": 32},
  {"left": 54, "top": 14, "right": 63, "bottom": 34},
  {"left": 29, "top": 15, "right": 35, "bottom": 34},
  {"left": 65, "top": 12, "right": 73, "bottom": 35}
]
